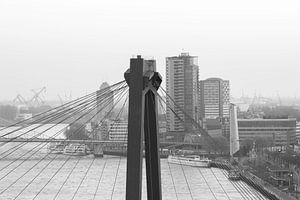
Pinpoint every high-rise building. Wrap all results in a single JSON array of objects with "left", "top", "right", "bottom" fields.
[
  {"left": 199, "top": 78, "right": 230, "bottom": 138},
  {"left": 166, "top": 52, "right": 199, "bottom": 132}
]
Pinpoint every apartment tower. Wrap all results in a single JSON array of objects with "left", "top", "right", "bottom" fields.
[{"left": 166, "top": 53, "right": 199, "bottom": 132}]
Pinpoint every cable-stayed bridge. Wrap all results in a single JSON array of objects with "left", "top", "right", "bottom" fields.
[{"left": 0, "top": 56, "right": 282, "bottom": 200}]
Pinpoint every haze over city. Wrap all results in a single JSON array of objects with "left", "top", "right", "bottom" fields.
[
  {"left": 2, "top": 1, "right": 300, "bottom": 199},
  {"left": 0, "top": 0, "right": 300, "bottom": 101}
]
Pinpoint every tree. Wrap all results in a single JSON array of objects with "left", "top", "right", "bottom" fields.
[
  {"left": 255, "top": 137, "right": 272, "bottom": 148},
  {"left": 240, "top": 139, "right": 253, "bottom": 156},
  {"left": 64, "top": 123, "right": 91, "bottom": 140},
  {"left": 213, "top": 136, "right": 229, "bottom": 154}
]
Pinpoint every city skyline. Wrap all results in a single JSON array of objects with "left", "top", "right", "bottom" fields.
[
  {"left": 1, "top": 1, "right": 300, "bottom": 199},
  {"left": 0, "top": 0, "right": 300, "bottom": 101}
]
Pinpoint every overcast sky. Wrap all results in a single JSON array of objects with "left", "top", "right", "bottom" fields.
[{"left": 0, "top": 0, "right": 299, "bottom": 101}]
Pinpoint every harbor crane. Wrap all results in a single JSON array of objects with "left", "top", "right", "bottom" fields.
[
  {"left": 13, "top": 94, "right": 28, "bottom": 105},
  {"left": 28, "top": 87, "right": 46, "bottom": 106}
]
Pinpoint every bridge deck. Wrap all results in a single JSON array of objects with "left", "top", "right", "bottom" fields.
[{"left": 0, "top": 144, "right": 267, "bottom": 200}]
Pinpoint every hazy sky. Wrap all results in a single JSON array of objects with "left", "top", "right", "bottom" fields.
[{"left": 0, "top": 0, "right": 299, "bottom": 101}]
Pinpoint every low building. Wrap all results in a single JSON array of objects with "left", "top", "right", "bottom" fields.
[
  {"left": 296, "top": 122, "right": 300, "bottom": 143},
  {"left": 238, "top": 118, "right": 297, "bottom": 146},
  {"left": 108, "top": 120, "right": 128, "bottom": 142}
]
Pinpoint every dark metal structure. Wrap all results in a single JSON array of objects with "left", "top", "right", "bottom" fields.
[{"left": 125, "top": 55, "right": 162, "bottom": 200}]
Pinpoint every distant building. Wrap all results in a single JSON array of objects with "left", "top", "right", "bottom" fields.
[
  {"left": 108, "top": 120, "right": 128, "bottom": 141},
  {"left": 296, "top": 122, "right": 300, "bottom": 143},
  {"left": 96, "top": 82, "right": 114, "bottom": 122},
  {"left": 158, "top": 120, "right": 167, "bottom": 141},
  {"left": 199, "top": 78, "right": 230, "bottom": 138},
  {"left": 199, "top": 78, "right": 230, "bottom": 119},
  {"left": 98, "top": 119, "right": 110, "bottom": 140},
  {"left": 238, "top": 118, "right": 297, "bottom": 146},
  {"left": 166, "top": 52, "right": 199, "bottom": 132},
  {"left": 15, "top": 105, "right": 32, "bottom": 122}
]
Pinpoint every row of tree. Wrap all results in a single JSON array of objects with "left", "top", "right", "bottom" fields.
[{"left": 262, "top": 106, "right": 300, "bottom": 121}]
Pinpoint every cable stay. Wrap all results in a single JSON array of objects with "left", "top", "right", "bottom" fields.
[
  {"left": 0, "top": 84, "right": 127, "bottom": 164},
  {"left": 0, "top": 85, "right": 129, "bottom": 199},
  {"left": 157, "top": 87, "right": 217, "bottom": 151},
  {"left": 0, "top": 80, "right": 125, "bottom": 132},
  {"left": 1, "top": 82, "right": 127, "bottom": 184},
  {"left": 30, "top": 85, "right": 128, "bottom": 199},
  {"left": 0, "top": 88, "right": 115, "bottom": 159},
  {"left": 157, "top": 94, "right": 193, "bottom": 199},
  {"left": 0, "top": 81, "right": 126, "bottom": 139},
  {"left": 157, "top": 93, "right": 268, "bottom": 199},
  {"left": 0, "top": 78, "right": 269, "bottom": 199},
  {"left": 0, "top": 82, "right": 127, "bottom": 155}
]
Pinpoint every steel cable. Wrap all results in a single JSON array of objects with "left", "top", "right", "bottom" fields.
[
  {"left": 110, "top": 95, "right": 128, "bottom": 199},
  {"left": 30, "top": 86, "right": 128, "bottom": 200},
  {"left": 157, "top": 97, "right": 178, "bottom": 200},
  {"left": 158, "top": 87, "right": 216, "bottom": 149},
  {"left": 0, "top": 101, "right": 97, "bottom": 176},
  {"left": 0, "top": 84, "right": 127, "bottom": 190},
  {"left": 0, "top": 92, "right": 100, "bottom": 162},
  {"left": 0, "top": 80, "right": 125, "bottom": 132},
  {"left": 0, "top": 93, "right": 104, "bottom": 185},
  {"left": 12, "top": 85, "right": 126, "bottom": 200},
  {"left": 0, "top": 94, "right": 97, "bottom": 157},
  {"left": 0, "top": 82, "right": 125, "bottom": 141},
  {"left": 0, "top": 84, "right": 127, "bottom": 160},
  {"left": 50, "top": 86, "right": 128, "bottom": 200},
  {"left": 72, "top": 90, "right": 128, "bottom": 200}
]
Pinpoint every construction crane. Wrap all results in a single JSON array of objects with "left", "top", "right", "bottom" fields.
[
  {"left": 57, "top": 91, "right": 72, "bottom": 106},
  {"left": 28, "top": 87, "right": 46, "bottom": 106},
  {"left": 13, "top": 94, "right": 28, "bottom": 105}
]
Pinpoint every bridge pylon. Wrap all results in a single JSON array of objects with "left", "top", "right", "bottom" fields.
[{"left": 124, "top": 55, "right": 162, "bottom": 200}]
